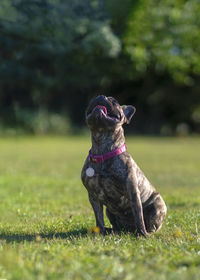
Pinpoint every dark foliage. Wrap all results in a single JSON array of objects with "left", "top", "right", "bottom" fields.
[{"left": 0, "top": 0, "right": 200, "bottom": 134}]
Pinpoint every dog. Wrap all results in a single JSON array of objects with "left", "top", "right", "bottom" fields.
[{"left": 81, "top": 95, "right": 167, "bottom": 236}]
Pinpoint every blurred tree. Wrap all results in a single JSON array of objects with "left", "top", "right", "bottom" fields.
[
  {"left": 124, "top": 0, "right": 200, "bottom": 83},
  {"left": 0, "top": 0, "right": 123, "bottom": 128},
  {"left": 0, "top": 0, "right": 200, "bottom": 134},
  {"left": 121, "top": 0, "right": 200, "bottom": 133}
]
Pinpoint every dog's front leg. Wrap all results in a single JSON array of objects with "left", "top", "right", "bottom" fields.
[
  {"left": 126, "top": 176, "right": 149, "bottom": 237},
  {"left": 88, "top": 193, "right": 105, "bottom": 235}
]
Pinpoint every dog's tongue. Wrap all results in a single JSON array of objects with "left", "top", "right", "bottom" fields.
[{"left": 95, "top": 105, "right": 107, "bottom": 115}]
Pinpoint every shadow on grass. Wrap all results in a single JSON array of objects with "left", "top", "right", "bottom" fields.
[{"left": 0, "top": 228, "right": 88, "bottom": 243}]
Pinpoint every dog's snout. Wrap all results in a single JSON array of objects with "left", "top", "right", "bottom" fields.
[{"left": 97, "top": 95, "right": 107, "bottom": 103}]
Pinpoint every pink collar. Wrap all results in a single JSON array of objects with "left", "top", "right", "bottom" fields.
[{"left": 89, "top": 143, "right": 127, "bottom": 163}]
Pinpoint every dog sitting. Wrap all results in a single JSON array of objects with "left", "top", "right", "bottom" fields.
[{"left": 81, "top": 95, "right": 167, "bottom": 236}]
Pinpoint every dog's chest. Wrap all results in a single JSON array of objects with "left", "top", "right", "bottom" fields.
[{"left": 83, "top": 166, "right": 125, "bottom": 204}]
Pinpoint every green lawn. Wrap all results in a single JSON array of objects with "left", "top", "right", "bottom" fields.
[{"left": 0, "top": 136, "right": 199, "bottom": 280}]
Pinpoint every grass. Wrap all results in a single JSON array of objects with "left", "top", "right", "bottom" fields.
[{"left": 0, "top": 135, "right": 199, "bottom": 280}]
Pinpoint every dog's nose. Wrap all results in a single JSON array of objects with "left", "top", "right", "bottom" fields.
[{"left": 97, "top": 95, "right": 107, "bottom": 103}]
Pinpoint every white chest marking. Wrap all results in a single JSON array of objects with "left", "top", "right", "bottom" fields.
[{"left": 86, "top": 167, "right": 95, "bottom": 177}]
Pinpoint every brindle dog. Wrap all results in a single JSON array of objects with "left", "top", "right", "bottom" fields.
[{"left": 81, "top": 95, "right": 167, "bottom": 236}]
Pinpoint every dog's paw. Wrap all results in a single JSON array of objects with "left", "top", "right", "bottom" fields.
[{"left": 137, "top": 229, "right": 151, "bottom": 238}]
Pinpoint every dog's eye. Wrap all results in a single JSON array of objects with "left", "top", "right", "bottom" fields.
[{"left": 108, "top": 97, "right": 118, "bottom": 105}]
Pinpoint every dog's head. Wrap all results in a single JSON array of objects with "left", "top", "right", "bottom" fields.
[{"left": 86, "top": 95, "right": 136, "bottom": 132}]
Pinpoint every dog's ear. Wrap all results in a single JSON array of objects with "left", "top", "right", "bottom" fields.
[{"left": 122, "top": 105, "right": 136, "bottom": 124}]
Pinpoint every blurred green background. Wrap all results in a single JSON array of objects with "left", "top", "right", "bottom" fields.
[{"left": 0, "top": 0, "right": 200, "bottom": 135}]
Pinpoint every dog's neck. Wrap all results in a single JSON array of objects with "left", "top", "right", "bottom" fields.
[{"left": 90, "top": 126, "right": 125, "bottom": 155}]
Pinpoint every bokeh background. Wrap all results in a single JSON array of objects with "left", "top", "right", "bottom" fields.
[{"left": 0, "top": 0, "right": 200, "bottom": 135}]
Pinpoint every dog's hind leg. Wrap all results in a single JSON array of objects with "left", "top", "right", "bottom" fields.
[
  {"left": 106, "top": 208, "right": 121, "bottom": 231},
  {"left": 106, "top": 208, "right": 137, "bottom": 233},
  {"left": 143, "top": 194, "right": 167, "bottom": 233}
]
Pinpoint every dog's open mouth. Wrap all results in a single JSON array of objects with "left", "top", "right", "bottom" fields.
[
  {"left": 95, "top": 105, "right": 107, "bottom": 115},
  {"left": 92, "top": 105, "right": 121, "bottom": 122}
]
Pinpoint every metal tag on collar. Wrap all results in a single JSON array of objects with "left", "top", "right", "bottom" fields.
[{"left": 86, "top": 167, "right": 95, "bottom": 177}]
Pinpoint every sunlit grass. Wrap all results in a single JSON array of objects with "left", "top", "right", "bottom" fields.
[{"left": 0, "top": 136, "right": 199, "bottom": 279}]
